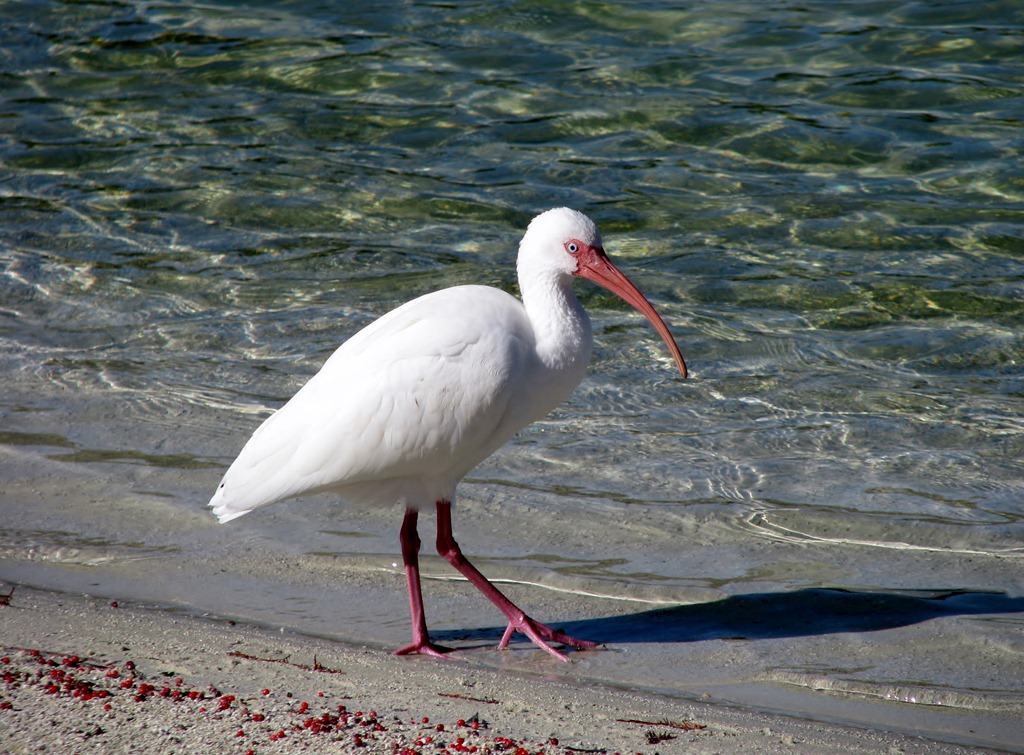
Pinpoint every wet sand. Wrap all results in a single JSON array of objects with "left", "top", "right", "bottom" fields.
[{"left": 0, "top": 585, "right": 986, "bottom": 754}]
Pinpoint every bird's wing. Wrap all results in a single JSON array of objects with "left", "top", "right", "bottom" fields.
[{"left": 209, "top": 286, "right": 535, "bottom": 519}]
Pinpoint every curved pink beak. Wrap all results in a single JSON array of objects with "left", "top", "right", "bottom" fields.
[{"left": 574, "top": 245, "right": 688, "bottom": 379}]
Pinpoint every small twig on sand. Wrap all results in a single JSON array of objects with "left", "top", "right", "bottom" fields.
[
  {"left": 228, "top": 650, "right": 344, "bottom": 674},
  {"left": 617, "top": 717, "right": 707, "bottom": 731}
]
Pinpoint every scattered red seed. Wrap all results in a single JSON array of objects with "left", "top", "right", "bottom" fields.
[
  {"left": 109, "top": 601, "right": 118, "bottom": 608},
  {"left": 0, "top": 648, "right": 578, "bottom": 755}
]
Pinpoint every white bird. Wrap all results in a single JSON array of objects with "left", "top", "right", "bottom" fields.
[{"left": 210, "top": 207, "right": 687, "bottom": 660}]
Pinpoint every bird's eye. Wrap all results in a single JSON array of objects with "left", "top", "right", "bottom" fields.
[{"left": 565, "top": 241, "right": 580, "bottom": 255}]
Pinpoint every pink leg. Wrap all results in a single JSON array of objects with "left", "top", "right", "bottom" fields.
[
  {"left": 434, "top": 500, "right": 599, "bottom": 661},
  {"left": 393, "top": 507, "right": 451, "bottom": 658}
]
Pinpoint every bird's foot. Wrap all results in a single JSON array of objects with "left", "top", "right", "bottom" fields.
[
  {"left": 393, "top": 640, "right": 453, "bottom": 659},
  {"left": 498, "top": 615, "right": 600, "bottom": 661}
]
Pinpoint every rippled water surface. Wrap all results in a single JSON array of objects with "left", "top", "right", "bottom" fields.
[{"left": 2, "top": 0, "right": 1022, "bottom": 748}]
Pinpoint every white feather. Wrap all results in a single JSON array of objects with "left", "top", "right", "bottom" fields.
[{"left": 209, "top": 208, "right": 603, "bottom": 522}]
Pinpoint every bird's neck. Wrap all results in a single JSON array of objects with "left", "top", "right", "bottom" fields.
[{"left": 520, "top": 271, "right": 593, "bottom": 373}]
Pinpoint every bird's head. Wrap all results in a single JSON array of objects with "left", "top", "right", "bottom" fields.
[{"left": 519, "top": 207, "right": 687, "bottom": 379}]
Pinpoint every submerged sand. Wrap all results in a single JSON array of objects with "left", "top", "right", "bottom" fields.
[{"left": 0, "top": 585, "right": 986, "bottom": 754}]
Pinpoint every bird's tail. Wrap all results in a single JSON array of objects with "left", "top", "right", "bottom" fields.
[{"left": 208, "top": 482, "right": 251, "bottom": 524}]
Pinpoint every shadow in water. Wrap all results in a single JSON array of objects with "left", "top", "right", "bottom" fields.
[{"left": 437, "top": 588, "right": 1024, "bottom": 646}]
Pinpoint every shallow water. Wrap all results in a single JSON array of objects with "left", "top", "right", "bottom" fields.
[{"left": 2, "top": 0, "right": 1023, "bottom": 749}]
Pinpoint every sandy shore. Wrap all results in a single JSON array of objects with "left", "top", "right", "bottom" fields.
[{"left": 0, "top": 585, "right": 988, "bottom": 754}]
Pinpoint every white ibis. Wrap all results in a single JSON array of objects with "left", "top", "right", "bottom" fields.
[{"left": 209, "top": 207, "right": 687, "bottom": 660}]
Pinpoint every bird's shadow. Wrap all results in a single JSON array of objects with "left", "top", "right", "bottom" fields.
[{"left": 435, "top": 587, "right": 1024, "bottom": 647}]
